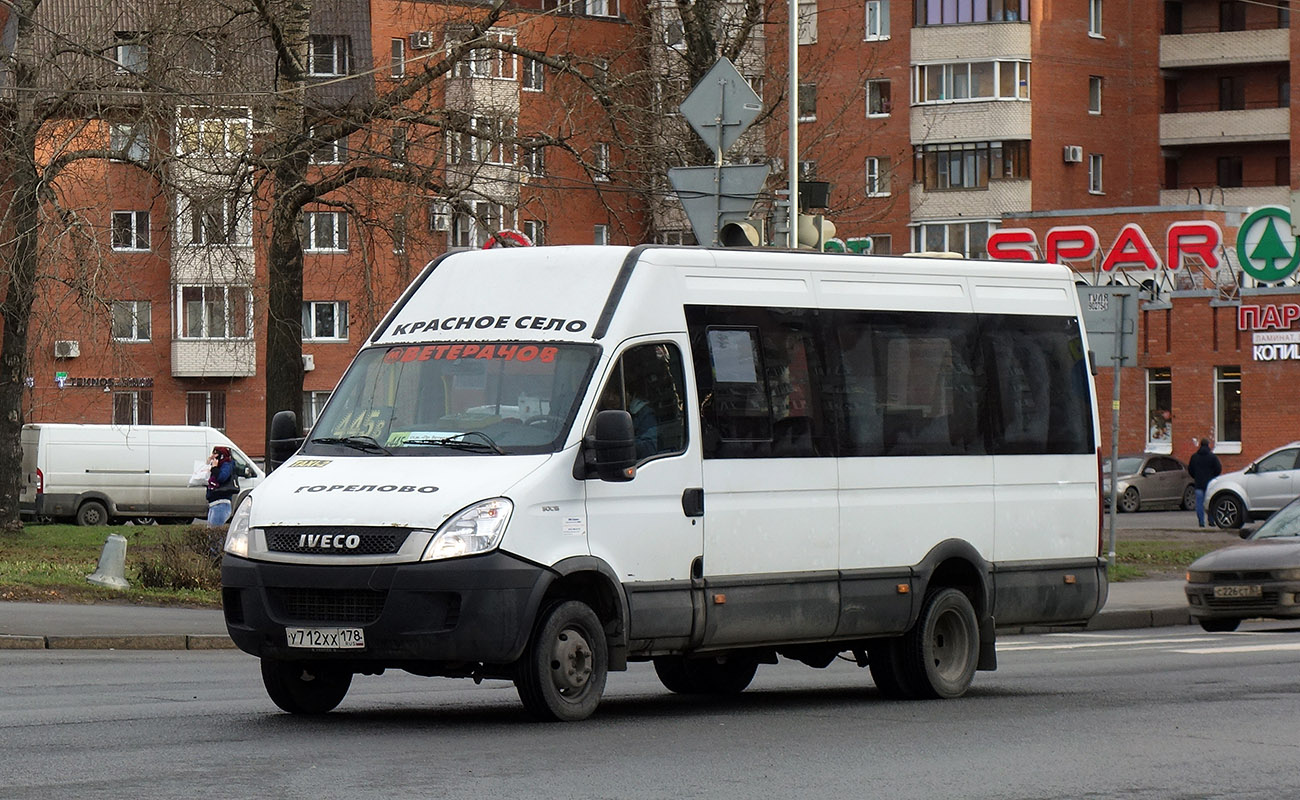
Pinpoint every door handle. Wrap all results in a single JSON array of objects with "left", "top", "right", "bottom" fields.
[{"left": 682, "top": 487, "right": 704, "bottom": 517}]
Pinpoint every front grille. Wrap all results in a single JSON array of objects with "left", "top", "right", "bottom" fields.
[
  {"left": 270, "top": 588, "right": 387, "bottom": 624},
  {"left": 265, "top": 526, "right": 410, "bottom": 556},
  {"left": 1209, "top": 571, "right": 1273, "bottom": 582},
  {"left": 1205, "top": 591, "right": 1281, "bottom": 612}
]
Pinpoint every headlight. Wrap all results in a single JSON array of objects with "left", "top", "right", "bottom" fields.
[
  {"left": 1273, "top": 568, "right": 1300, "bottom": 581},
  {"left": 1186, "top": 570, "right": 1212, "bottom": 583},
  {"left": 223, "top": 497, "right": 254, "bottom": 558},
  {"left": 421, "top": 498, "right": 513, "bottom": 561}
]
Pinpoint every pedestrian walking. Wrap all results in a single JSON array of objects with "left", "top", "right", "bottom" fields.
[
  {"left": 205, "top": 446, "right": 240, "bottom": 526},
  {"left": 1187, "top": 438, "right": 1222, "bottom": 527}
]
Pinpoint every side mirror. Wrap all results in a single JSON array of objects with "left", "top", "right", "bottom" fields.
[
  {"left": 1142, "top": 467, "right": 1156, "bottom": 476},
  {"left": 268, "top": 410, "right": 304, "bottom": 472},
  {"left": 589, "top": 409, "right": 637, "bottom": 482}
]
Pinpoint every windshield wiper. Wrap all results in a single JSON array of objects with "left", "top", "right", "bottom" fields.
[
  {"left": 403, "top": 431, "right": 504, "bottom": 455},
  {"left": 310, "top": 435, "right": 391, "bottom": 455}
]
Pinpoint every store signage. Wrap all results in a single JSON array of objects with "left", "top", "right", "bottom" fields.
[
  {"left": 1239, "top": 303, "right": 1300, "bottom": 362},
  {"left": 1235, "top": 207, "right": 1300, "bottom": 282},
  {"left": 986, "top": 222, "right": 1223, "bottom": 271},
  {"left": 55, "top": 376, "right": 155, "bottom": 389}
]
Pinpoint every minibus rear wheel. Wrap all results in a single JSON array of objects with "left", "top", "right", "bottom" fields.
[
  {"left": 902, "top": 587, "right": 979, "bottom": 699},
  {"left": 515, "top": 600, "right": 608, "bottom": 722},
  {"left": 260, "top": 659, "right": 352, "bottom": 714}
]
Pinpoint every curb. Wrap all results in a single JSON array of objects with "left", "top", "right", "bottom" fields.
[{"left": 0, "top": 633, "right": 237, "bottom": 651}]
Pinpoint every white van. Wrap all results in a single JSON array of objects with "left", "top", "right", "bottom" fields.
[
  {"left": 21, "top": 424, "right": 264, "bottom": 525},
  {"left": 222, "top": 245, "right": 1105, "bottom": 720}
]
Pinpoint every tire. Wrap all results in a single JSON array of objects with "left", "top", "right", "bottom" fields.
[
  {"left": 1210, "top": 494, "right": 1245, "bottom": 529},
  {"left": 899, "top": 588, "right": 980, "bottom": 700},
  {"left": 515, "top": 600, "right": 608, "bottom": 722},
  {"left": 260, "top": 659, "right": 352, "bottom": 714},
  {"left": 1198, "top": 617, "right": 1241, "bottom": 633},
  {"left": 1118, "top": 486, "right": 1141, "bottom": 514},
  {"left": 652, "top": 654, "right": 758, "bottom": 695},
  {"left": 868, "top": 639, "right": 919, "bottom": 700},
  {"left": 76, "top": 500, "right": 109, "bottom": 527},
  {"left": 1181, "top": 484, "right": 1196, "bottom": 511}
]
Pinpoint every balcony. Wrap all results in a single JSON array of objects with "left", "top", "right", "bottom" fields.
[
  {"left": 1160, "top": 29, "right": 1289, "bottom": 69},
  {"left": 1159, "top": 185, "right": 1290, "bottom": 208},
  {"left": 172, "top": 339, "right": 256, "bottom": 378},
  {"left": 910, "top": 179, "right": 1031, "bottom": 220},
  {"left": 910, "top": 100, "right": 1031, "bottom": 145},
  {"left": 1159, "top": 106, "right": 1289, "bottom": 145},
  {"left": 910, "top": 23, "right": 1031, "bottom": 61}
]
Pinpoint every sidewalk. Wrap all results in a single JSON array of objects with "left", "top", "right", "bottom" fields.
[{"left": 0, "top": 579, "right": 1192, "bottom": 650}]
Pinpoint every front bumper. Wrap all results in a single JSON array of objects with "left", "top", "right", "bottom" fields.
[
  {"left": 221, "top": 551, "right": 551, "bottom": 667},
  {"left": 1185, "top": 580, "right": 1300, "bottom": 621}
]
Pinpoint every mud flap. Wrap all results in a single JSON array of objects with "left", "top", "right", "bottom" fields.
[{"left": 977, "top": 616, "right": 997, "bottom": 671}]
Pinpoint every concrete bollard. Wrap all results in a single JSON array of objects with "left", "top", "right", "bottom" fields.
[{"left": 86, "top": 533, "right": 130, "bottom": 590}]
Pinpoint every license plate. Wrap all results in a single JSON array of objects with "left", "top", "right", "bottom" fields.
[
  {"left": 285, "top": 626, "right": 365, "bottom": 649},
  {"left": 1213, "top": 585, "right": 1262, "bottom": 599}
]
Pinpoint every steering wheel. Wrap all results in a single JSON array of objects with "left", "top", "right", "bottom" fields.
[{"left": 524, "top": 414, "right": 561, "bottom": 427}]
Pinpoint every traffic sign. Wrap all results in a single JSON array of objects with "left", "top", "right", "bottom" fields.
[
  {"left": 1077, "top": 285, "right": 1138, "bottom": 365},
  {"left": 668, "top": 164, "right": 770, "bottom": 247},
  {"left": 679, "top": 58, "right": 763, "bottom": 156}
]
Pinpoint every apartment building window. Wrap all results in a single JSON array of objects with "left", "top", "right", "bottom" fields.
[
  {"left": 915, "top": 140, "right": 1030, "bottom": 190},
  {"left": 1164, "top": 2, "right": 1182, "bottom": 34},
  {"left": 865, "top": 157, "right": 890, "bottom": 196},
  {"left": 309, "top": 130, "right": 347, "bottom": 164},
  {"left": 1277, "top": 156, "right": 1290, "bottom": 187},
  {"left": 112, "top": 391, "right": 152, "bottom": 425},
  {"left": 111, "top": 211, "right": 150, "bottom": 251},
  {"left": 865, "top": 0, "right": 890, "bottom": 39},
  {"left": 1088, "top": 153, "right": 1104, "bottom": 193},
  {"left": 1088, "top": 0, "right": 1102, "bottom": 35},
  {"left": 109, "top": 123, "right": 149, "bottom": 162},
  {"left": 187, "top": 391, "right": 227, "bottom": 429},
  {"left": 448, "top": 115, "right": 517, "bottom": 166},
  {"left": 798, "top": 0, "right": 818, "bottom": 44},
  {"left": 525, "top": 145, "right": 546, "bottom": 176},
  {"left": 1280, "top": 76, "right": 1290, "bottom": 107},
  {"left": 114, "top": 32, "right": 148, "bottom": 73},
  {"left": 594, "top": 224, "right": 610, "bottom": 245},
  {"left": 175, "top": 110, "right": 251, "bottom": 157},
  {"left": 522, "top": 220, "right": 545, "bottom": 246},
  {"left": 308, "top": 35, "right": 351, "bottom": 76},
  {"left": 449, "top": 30, "right": 517, "bottom": 80},
  {"left": 303, "top": 301, "right": 349, "bottom": 341},
  {"left": 868, "top": 234, "right": 891, "bottom": 254},
  {"left": 184, "top": 35, "right": 221, "bottom": 74},
  {"left": 586, "top": 0, "right": 617, "bottom": 17},
  {"left": 452, "top": 201, "right": 506, "bottom": 248},
  {"left": 913, "top": 60, "right": 1029, "bottom": 103},
  {"left": 1216, "top": 367, "right": 1242, "bottom": 445},
  {"left": 657, "top": 229, "right": 696, "bottom": 246},
  {"left": 1146, "top": 367, "right": 1172, "bottom": 449},
  {"left": 390, "top": 127, "right": 408, "bottom": 165},
  {"left": 1217, "top": 156, "right": 1244, "bottom": 188},
  {"left": 303, "top": 391, "right": 331, "bottom": 430},
  {"left": 523, "top": 58, "right": 545, "bottom": 91},
  {"left": 393, "top": 213, "right": 406, "bottom": 254},
  {"left": 301, "top": 211, "right": 349, "bottom": 251},
  {"left": 1218, "top": 76, "right": 1245, "bottom": 110},
  {"left": 111, "top": 300, "right": 151, "bottom": 341},
  {"left": 910, "top": 220, "right": 994, "bottom": 258},
  {"left": 1219, "top": 1, "right": 1246, "bottom": 32},
  {"left": 915, "top": 0, "right": 1028, "bottom": 25},
  {"left": 1089, "top": 76, "right": 1103, "bottom": 114},
  {"left": 866, "top": 79, "right": 891, "bottom": 116},
  {"left": 391, "top": 38, "right": 405, "bottom": 78},
  {"left": 798, "top": 83, "right": 817, "bottom": 121},
  {"left": 184, "top": 194, "right": 246, "bottom": 246},
  {"left": 594, "top": 143, "right": 611, "bottom": 181},
  {"left": 178, "top": 286, "right": 251, "bottom": 339}
]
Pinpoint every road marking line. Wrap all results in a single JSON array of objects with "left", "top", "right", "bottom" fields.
[
  {"left": 1000, "top": 637, "right": 1217, "bottom": 652},
  {"left": 1173, "top": 642, "right": 1300, "bottom": 654}
]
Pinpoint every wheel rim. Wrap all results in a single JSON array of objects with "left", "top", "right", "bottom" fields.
[
  {"left": 550, "top": 626, "right": 594, "bottom": 696},
  {"left": 929, "top": 607, "right": 972, "bottom": 683},
  {"left": 1120, "top": 488, "right": 1139, "bottom": 512},
  {"left": 1214, "top": 500, "right": 1239, "bottom": 527}
]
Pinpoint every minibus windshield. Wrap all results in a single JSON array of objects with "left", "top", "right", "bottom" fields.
[{"left": 304, "top": 342, "right": 599, "bottom": 456}]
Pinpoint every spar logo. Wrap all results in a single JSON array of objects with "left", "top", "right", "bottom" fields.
[{"left": 1236, "top": 206, "right": 1300, "bottom": 283}]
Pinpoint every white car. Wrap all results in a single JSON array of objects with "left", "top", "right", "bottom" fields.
[{"left": 1206, "top": 441, "right": 1300, "bottom": 529}]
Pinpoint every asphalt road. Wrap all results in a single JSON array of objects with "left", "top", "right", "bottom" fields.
[{"left": 4, "top": 622, "right": 1299, "bottom": 799}]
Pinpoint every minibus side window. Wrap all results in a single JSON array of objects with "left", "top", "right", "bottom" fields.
[
  {"left": 595, "top": 343, "right": 687, "bottom": 462},
  {"left": 984, "top": 314, "right": 1094, "bottom": 455}
]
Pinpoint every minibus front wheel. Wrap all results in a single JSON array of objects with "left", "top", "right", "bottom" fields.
[
  {"left": 515, "top": 600, "right": 608, "bottom": 722},
  {"left": 260, "top": 658, "right": 352, "bottom": 714}
]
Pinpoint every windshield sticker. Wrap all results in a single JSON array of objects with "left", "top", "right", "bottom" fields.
[
  {"left": 391, "top": 316, "right": 588, "bottom": 336},
  {"left": 385, "top": 431, "right": 460, "bottom": 447},
  {"left": 384, "top": 343, "right": 558, "bottom": 364},
  {"left": 293, "top": 484, "right": 439, "bottom": 494},
  {"left": 288, "top": 459, "right": 333, "bottom": 468}
]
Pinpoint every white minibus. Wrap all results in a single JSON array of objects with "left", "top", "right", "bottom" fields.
[{"left": 222, "top": 245, "right": 1105, "bottom": 720}]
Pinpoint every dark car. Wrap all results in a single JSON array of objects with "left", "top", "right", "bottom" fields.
[
  {"left": 1184, "top": 496, "right": 1300, "bottom": 632},
  {"left": 1102, "top": 454, "right": 1195, "bottom": 513}
]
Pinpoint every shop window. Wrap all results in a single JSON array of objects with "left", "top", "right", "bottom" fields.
[
  {"left": 1215, "top": 366, "right": 1241, "bottom": 445},
  {"left": 112, "top": 391, "right": 152, "bottom": 425},
  {"left": 1147, "top": 367, "right": 1172, "bottom": 452}
]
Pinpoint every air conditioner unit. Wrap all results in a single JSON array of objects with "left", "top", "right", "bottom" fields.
[
  {"left": 1063, "top": 145, "right": 1084, "bottom": 163},
  {"left": 301, "top": 354, "right": 315, "bottom": 372},
  {"left": 409, "top": 31, "right": 433, "bottom": 50},
  {"left": 54, "top": 340, "right": 80, "bottom": 359}
]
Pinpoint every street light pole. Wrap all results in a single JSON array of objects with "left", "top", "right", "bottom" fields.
[{"left": 787, "top": 0, "right": 798, "bottom": 248}]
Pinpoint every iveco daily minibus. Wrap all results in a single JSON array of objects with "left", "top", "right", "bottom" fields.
[{"left": 222, "top": 245, "right": 1105, "bottom": 721}]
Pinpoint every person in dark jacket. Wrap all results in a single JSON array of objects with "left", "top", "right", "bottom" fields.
[
  {"left": 205, "top": 446, "right": 239, "bottom": 526},
  {"left": 1187, "top": 438, "right": 1222, "bottom": 527}
]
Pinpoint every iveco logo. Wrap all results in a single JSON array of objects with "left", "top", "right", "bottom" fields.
[{"left": 299, "top": 533, "right": 362, "bottom": 550}]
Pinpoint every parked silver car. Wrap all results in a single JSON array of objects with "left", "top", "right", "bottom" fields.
[
  {"left": 1206, "top": 441, "right": 1300, "bottom": 529},
  {"left": 1102, "top": 454, "right": 1195, "bottom": 513},
  {"left": 1185, "top": 495, "right": 1300, "bottom": 632}
]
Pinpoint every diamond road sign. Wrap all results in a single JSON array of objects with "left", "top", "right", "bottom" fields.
[
  {"left": 669, "top": 164, "right": 771, "bottom": 247},
  {"left": 679, "top": 58, "right": 763, "bottom": 155}
]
